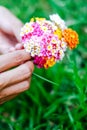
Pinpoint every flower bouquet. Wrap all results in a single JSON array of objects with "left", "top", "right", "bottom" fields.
[{"left": 20, "top": 14, "right": 79, "bottom": 69}]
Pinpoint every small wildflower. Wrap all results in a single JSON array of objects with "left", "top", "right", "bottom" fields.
[
  {"left": 49, "top": 14, "right": 67, "bottom": 30},
  {"left": 20, "top": 14, "right": 79, "bottom": 68},
  {"left": 63, "top": 28, "right": 79, "bottom": 49},
  {"left": 44, "top": 57, "right": 56, "bottom": 68},
  {"left": 54, "top": 29, "right": 62, "bottom": 39}
]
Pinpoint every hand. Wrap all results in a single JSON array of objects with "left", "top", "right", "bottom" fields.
[
  {"left": 0, "top": 50, "right": 34, "bottom": 104},
  {"left": 0, "top": 6, "right": 23, "bottom": 54}
]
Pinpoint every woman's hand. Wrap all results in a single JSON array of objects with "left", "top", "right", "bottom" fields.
[
  {"left": 0, "top": 50, "right": 34, "bottom": 104},
  {"left": 0, "top": 6, "right": 23, "bottom": 54}
]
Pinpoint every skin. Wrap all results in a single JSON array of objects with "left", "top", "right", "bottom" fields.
[
  {"left": 0, "top": 6, "right": 23, "bottom": 53},
  {"left": 0, "top": 6, "right": 34, "bottom": 104}
]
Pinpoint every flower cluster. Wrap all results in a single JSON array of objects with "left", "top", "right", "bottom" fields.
[{"left": 20, "top": 14, "right": 79, "bottom": 68}]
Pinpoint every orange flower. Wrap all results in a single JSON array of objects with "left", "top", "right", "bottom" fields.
[
  {"left": 63, "top": 28, "right": 79, "bottom": 49},
  {"left": 44, "top": 57, "right": 56, "bottom": 68}
]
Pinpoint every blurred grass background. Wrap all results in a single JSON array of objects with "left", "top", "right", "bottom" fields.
[{"left": 0, "top": 0, "right": 87, "bottom": 130}]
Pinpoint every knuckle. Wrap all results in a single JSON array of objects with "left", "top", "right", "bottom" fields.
[
  {"left": 24, "top": 81, "right": 30, "bottom": 91},
  {"left": 23, "top": 64, "right": 33, "bottom": 77},
  {"left": 30, "top": 62, "right": 34, "bottom": 72},
  {"left": 0, "top": 94, "right": 2, "bottom": 99},
  {"left": 0, "top": 81, "right": 3, "bottom": 88},
  {"left": 14, "top": 51, "right": 24, "bottom": 65},
  {"left": 0, "top": 78, "right": 4, "bottom": 90},
  {"left": 19, "top": 64, "right": 32, "bottom": 80}
]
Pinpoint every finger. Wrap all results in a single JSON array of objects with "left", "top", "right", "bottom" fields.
[
  {"left": 0, "top": 61, "right": 34, "bottom": 90},
  {"left": 15, "top": 43, "right": 24, "bottom": 50},
  {"left": 8, "top": 43, "right": 24, "bottom": 53},
  {"left": 0, "top": 31, "right": 18, "bottom": 46},
  {"left": 8, "top": 47, "right": 16, "bottom": 52},
  {"left": 0, "top": 6, "right": 23, "bottom": 42},
  {"left": 0, "top": 31, "right": 11, "bottom": 54},
  {"left": 0, "top": 94, "right": 18, "bottom": 105},
  {"left": 0, "top": 31, "right": 12, "bottom": 47},
  {"left": 0, "top": 79, "right": 31, "bottom": 100},
  {"left": 0, "top": 50, "right": 31, "bottom": 72},
  {"left": 0, "top": 30, "right": 18, "bottom": 54}
]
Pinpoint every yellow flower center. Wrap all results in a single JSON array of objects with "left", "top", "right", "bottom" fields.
[{"left": 54, "top": 29, "right": 62, "bottom": 39}]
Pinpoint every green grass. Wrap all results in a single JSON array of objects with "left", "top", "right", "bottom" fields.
[{"left": 0, "top": 0, "right": 87, "bottom": 129}]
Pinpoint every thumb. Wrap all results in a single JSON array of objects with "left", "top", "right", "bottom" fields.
[{"left": 0, "top": 6, "right": 23, "bottom": 42}]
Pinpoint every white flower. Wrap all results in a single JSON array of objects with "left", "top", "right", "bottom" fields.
[
  {"left": 45, "top": 20, "right": 57, "bottom": 30},
  {"left": 20, "top": 31, "right": 24, "bottom": 36},
  {"left": 59, "top": 49, "right": 65, "bottom": 60},
  {"left": 30, "top": 45, "right": 40, "bottom": 57},
  {"left": 24, "top": 42, "right": 31, "bottom": 53},
  {"left": 24, "top": 40, "right": 41, "bottom": 57},
  {"left": 60, "top": 39, "right": 67, "bottom": 51},
  {"left": 20, "top": 22, "right": 34, "bottom": 36},
  {"left": 49, "top": 14, "right": 67, "bottom": 30}
]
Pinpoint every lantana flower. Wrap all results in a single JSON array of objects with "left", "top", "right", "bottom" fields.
[{"left": 20, "top": 14, "right": 79, "bottom": 68}]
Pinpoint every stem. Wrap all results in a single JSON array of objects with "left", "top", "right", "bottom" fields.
[{"left": 33, "top": 72, "right": 59, "bottom": 86}]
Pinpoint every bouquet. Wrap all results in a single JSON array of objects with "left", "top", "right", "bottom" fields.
[{"left": 20, "top": 14, "right": 79, "bottom": 68}]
